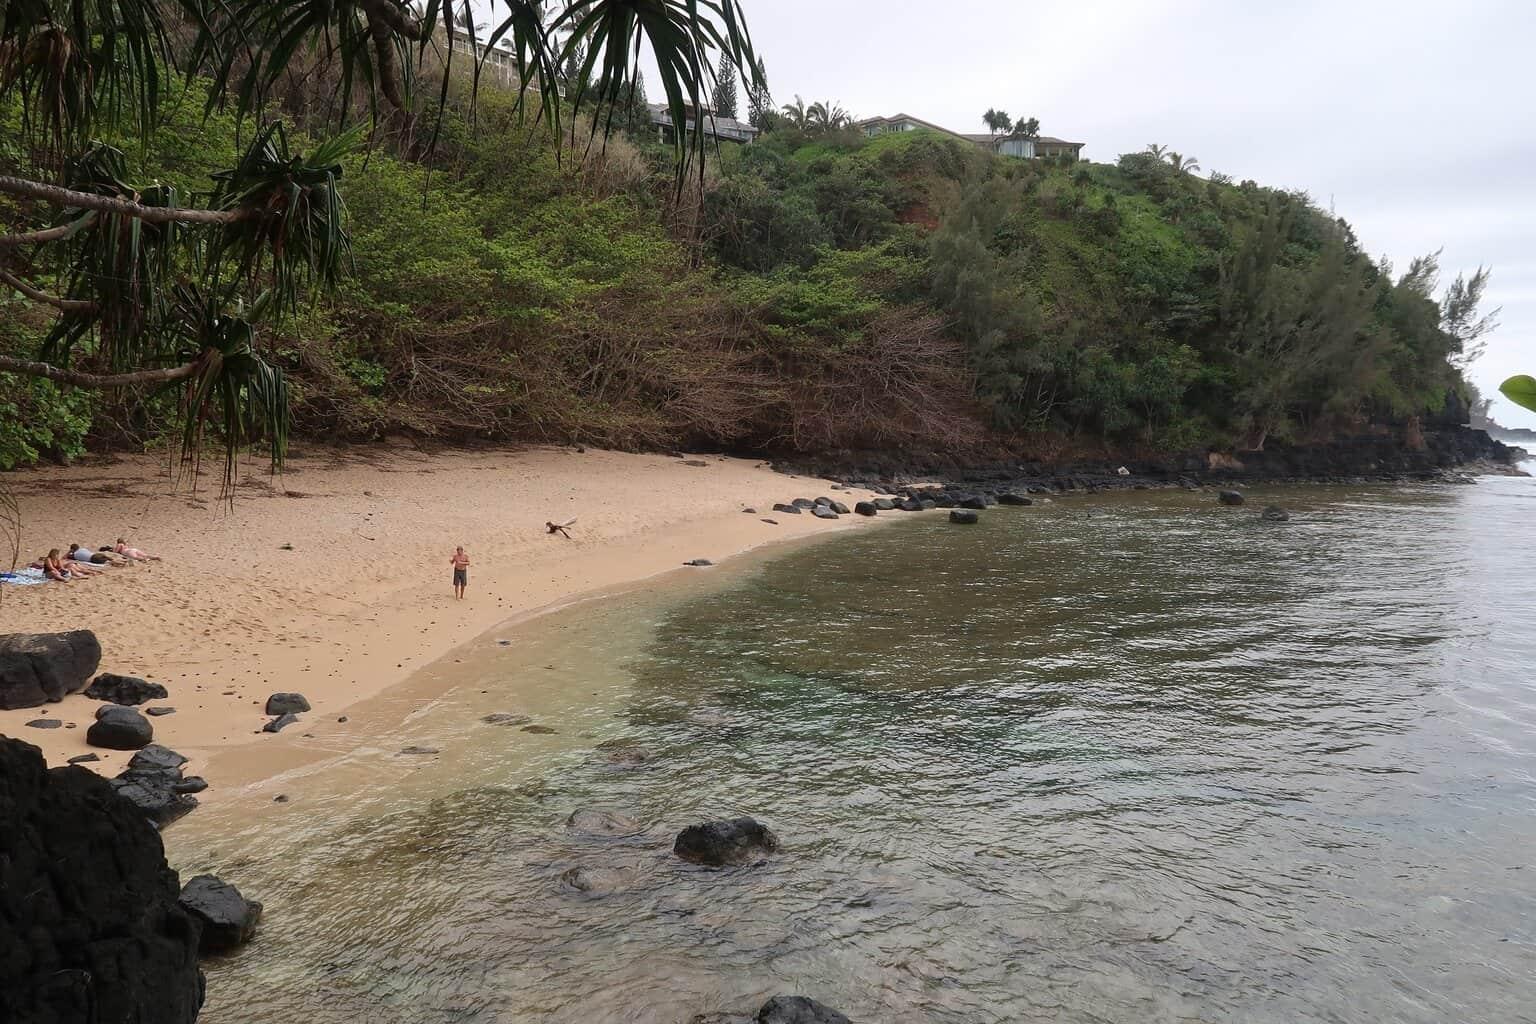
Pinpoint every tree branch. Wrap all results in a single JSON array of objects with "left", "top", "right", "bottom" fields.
[
  {"left": 0, "top": 356, "right": 199, "bottom": 389},
  {"left": 0, "top": 269, "right": 97, "bottom": 313},
  {"left": 0, "top": 218, "right": 94, "bottom": 246},
  {"left": 0, "top": 176, "right": 254, "bottom": 225}
]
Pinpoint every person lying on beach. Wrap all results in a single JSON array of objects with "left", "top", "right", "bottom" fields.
[
  {"left": 114, "top": 537, "right": 161, "bottom": 561},
  {"left": 546, "top": 519, "right": 576, "bottom": 539},
  {"left": 69, "top": 543, "right": 123, "bottom": 566},
  {"left": 450, "top": 546, "right": 470, "bottom": 600}
]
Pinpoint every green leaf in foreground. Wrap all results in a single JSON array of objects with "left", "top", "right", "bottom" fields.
[{"left": 1499, "top": 375, "right": 1536, "bottom": 413}]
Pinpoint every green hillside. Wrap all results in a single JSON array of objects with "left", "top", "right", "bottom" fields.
[{"left": 0, "top": 80, "right": 1487, "bottom": 468}]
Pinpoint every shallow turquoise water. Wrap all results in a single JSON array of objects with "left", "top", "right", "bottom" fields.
[{"left": 178, "top": 478, "right": 1536, "bottom": 1023}]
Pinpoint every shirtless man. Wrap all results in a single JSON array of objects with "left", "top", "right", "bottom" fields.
[{"left": 450, "top": 546, "right": 470, "bottom": 600}]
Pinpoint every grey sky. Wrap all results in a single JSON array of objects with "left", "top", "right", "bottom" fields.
[{"left": 734, "top": 0, "right": 1536, "bottom": 425}]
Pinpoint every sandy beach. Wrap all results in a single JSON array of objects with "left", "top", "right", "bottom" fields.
[{"left": 0, "top": 445, "right": 881, "bottom": 785}]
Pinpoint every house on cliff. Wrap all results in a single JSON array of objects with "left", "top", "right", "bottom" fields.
[
  {"left": 857, "top": 113, "right": 1084, "bottom": 160},
  {"left": 647, "top": 103, "right": 760, "bottom": 146}
]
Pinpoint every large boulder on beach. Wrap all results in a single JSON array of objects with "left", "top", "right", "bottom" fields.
[
  {"left": 757, "top": 996, "right": 851, "bottom": 1024},
  {"left": 811, "top": 505, "right": 839, "bottom": 520},
  {"left": 674, "top": 816, "right": 779, "bottom": 867},
  {"left": 771, "top": 503, "right": 803, "bottom": 515},
  {"left": 109, "top": 744, "right": 199, "bottom": 829},
  {"left": 264, "top": 692, "right": 310, "bottom": 715},
  {"left": 0, "top": 630, "right": 102, "bottom": 710},
  {"left": 178, "top": 875, "right": 262, "bottom": 954},
  {"left": 871, "top": 498, "right": 897, "bottom": 511},
  {"left": 958, "top": 495, "right": 988, "bottom": 510},
  {"left": 84, "top": 673, "right": 169, "bottom": 706},
  {"left": 853, "top": 501, "right": 878, "bottom": 517},
  {"left": 86, "top": 705, "right": 153, "bottom": 750},
  {"left": 0, "top": 738, "right": 205, "bottom": 1023}
]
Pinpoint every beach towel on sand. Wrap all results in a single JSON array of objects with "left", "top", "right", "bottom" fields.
[{"left": 0, "top": 568, "right": 52, "bottom": 586}]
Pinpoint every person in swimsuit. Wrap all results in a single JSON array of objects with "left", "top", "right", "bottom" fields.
[
  {"left": 114, "top": 537, "right": 161, "bottom": 561},
  {"left": 450, "top": 546, "right": 470, "bottom": 600},
  {"left": 42, "top": 549, "right": 74, "bottom": 581}
]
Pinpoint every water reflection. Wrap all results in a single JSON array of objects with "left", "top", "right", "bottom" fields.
[{"left": 183, "top": 481, "right": 1536, "bottom": 1023}]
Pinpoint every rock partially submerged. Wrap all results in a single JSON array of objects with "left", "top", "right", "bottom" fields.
[
  {"left": 87, "top": 705, "right": 153, "bottom": 750},
  {"left": 949, "top": 509, "right": 980, "bottom": 525},
  {"left": 1218, "top": 489, "right": 1246, "bottom": 506},
  {"left": 84, "top": 673, "right": 169, "bottom": 706},
  {"left": 673, "top": 816, "right": 779, "bottom": 867},
  {"left": 757, "top": 996, "right": 852, "bottom": 1024},
  {"left": 558, "top": 865, "right": 628, "bottom": 896},
  {"left": 109, "top": 744, "right": 199, "bottom": 829},
  {"left": 178, "top": 875, "right": 262, "bottom": 954},
  {"left": 0, "top": 630, "right": 102, "bottom": 710},
  {"left": 1261, "top": 505, "right": 1291, "bottom": 522},
  {"left": 0, "top": 738, "right": 204, "bottom": 1023},
  {"left": 595, "top": 737, "right": 653, "bottom": 768},
  {"left": 566, "top": 808, "right": 643, "bottom": 837}
]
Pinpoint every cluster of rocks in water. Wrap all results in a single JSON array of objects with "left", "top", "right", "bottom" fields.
[
  {"left": 690, "top": 995, "right": 852, "bottom": 1024},
  {"left": 0, "top": 737, "right": 261, "bottom": 1023}
]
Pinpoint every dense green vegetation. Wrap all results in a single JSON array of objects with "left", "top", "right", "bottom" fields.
[{"left": 2, "top": 63, "right": 1491, "bottom": 469}]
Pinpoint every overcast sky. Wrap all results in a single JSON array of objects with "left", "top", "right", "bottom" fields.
[{"left": 720, "top": 0, "right": 1535, "bottom": 425}]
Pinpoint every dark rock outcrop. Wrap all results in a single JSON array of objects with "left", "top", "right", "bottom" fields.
[
  {"left": 0, "top": 738, "right": 204, "bottom": 1023},
  {"left": 0, "top": 630, "right": 102, "bottom": 710},
  {"left": 262, "top": 712, "right": 298, "bottom": 733},
  {"left": 178, "top": 875, "right": 262, "bottom": 954},
  {"left": 84, "top": 673, "right": 169, "bottom": 706},
  {"left": 949, "top": 510, "right": 980, "bottom": 525},
  {"left": 264, "top": 692, "right": 311, "bottom": 715},
  {"left": 109, "top": 744, "right": 199, "bottom": 829},
  {"left": 757, "top": 996, "right": 852, "bottom": 1024},
  {"left": 86, "top": 705, "right": 153, "bottom": 750},
  {"left": 674, "top": 816, "right": 779, "bottom": 867}
]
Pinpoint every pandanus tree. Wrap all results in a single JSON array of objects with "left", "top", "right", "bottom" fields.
[{"left": 0, "top": 0, "right": 761, "bottom": 496}]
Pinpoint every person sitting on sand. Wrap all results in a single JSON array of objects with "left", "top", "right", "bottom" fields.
[
  {"left": 450, "top": 545, "right": 470, "bottom": 600},
  {"left": 114, "top": 537, "right": 161, "bottom": 561},
  {"left": 42, "top": 549, "right": 75, "bottom": 581}
]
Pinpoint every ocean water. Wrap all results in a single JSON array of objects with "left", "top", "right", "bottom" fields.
[{"left": 172, "top": 476, "right": 1536, "bottom": 1023}]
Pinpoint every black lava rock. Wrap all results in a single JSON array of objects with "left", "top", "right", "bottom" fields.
[
  {"left": 86, "top": 706, "right": 153, "bottom": 750},
  {"left": 84, "top": 673, "right": 169, "bottom": 706},
  {"left": 261, "top": 713, "right": 298, "bottom": 734},
  {"left": 0, "top": 630, "right": 102, "bottom": 710},
  {"left": 949, "top": 510, "right": 980, "bottom": 525},
  {"left": 263, "top": 692, "right": 310, "bottom": 715},
  {"left": 853, "top": 501, "right": 878, "bottom": 516},
  {"left": 0, "top": 738, "right": 204, "bottom": 1023},
  {"left": 673, "top": 817, "right": 779, "bottom": 867},
  {"left": 871, "top": 498, "right": 897, "bottom": 511},
  {"left": 959, "top": 496, "right": 988, "bottom": 510},
  {"left": 790, "top": 498, "right": 817, "bottom": 509},
  {"left": 109, "top": 745, "right": 198, "bottom": 829},
  {"left": 178, "top": 875, "right": 262, "bottom": 954},
  {"left": 996, "top": 493, "right": 1032, "bottom": 506},
  {"left": 757, "top": 996, "right": 852, "bottom": 1024}
]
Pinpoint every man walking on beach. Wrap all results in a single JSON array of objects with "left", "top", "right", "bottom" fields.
[{"left": 450, "top": 546, "right": 470, "bottom": 600}]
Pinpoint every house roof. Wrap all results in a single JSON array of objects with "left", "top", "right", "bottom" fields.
[{"left": 647, "top": 103, "right": 758, "bottom": 141}]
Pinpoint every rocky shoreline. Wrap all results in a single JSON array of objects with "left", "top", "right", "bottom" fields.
[{"left": 774, "top": 426, "right": 1525, "bottom": 496}]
